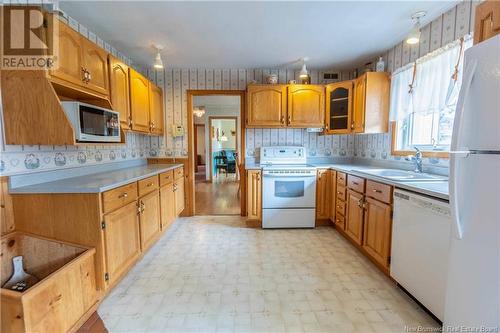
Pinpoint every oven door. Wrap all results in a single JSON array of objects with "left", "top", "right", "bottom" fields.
[
  {"left": 78, "top": 104, "right": 121, "bottom": 142},
  {"left": 262, "top": 173, "right": 316, "bottom": 209}
]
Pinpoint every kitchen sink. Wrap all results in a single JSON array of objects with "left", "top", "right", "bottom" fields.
[{"left": 353, "top": 168, "right": 448, "bottom": 182}]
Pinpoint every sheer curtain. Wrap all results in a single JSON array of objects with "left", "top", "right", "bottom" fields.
[{"left": 389, "top": 37, "right": 473, "bottom": 122}]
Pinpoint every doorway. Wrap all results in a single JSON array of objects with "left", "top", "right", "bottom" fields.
[{"left": 190, "top": 93, "right": 244, "bottom": 215}]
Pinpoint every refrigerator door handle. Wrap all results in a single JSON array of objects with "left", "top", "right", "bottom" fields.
[{"left": 449, "top": 59, "right": 477, "bottom": 240}]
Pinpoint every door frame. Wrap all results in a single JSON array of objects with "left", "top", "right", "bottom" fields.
[
  {"left": 187, "top": 90, "right": 246, "bottom": 216},
  {"left": 193, "top": 124, "right": 206, "bottom": 171},
  {"left": 208, "top": 116, "right": 238, "bottom": 182}
]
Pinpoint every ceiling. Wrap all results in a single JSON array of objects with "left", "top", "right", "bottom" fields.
[
  {"left": 193, "top": 95, "right": 240, "bottom": 123},
  {"left": 60, "top": 1, "right": 458, "bottom": 70}
]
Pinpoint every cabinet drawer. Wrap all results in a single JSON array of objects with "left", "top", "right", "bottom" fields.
[
  {"left": 337, "top": 172, "right": 347, "bottom": 186},
  {"left": 366, "top": 180, "right": 392, "bottom": 204},
  {"left": 159, "top": 170, "right": 174, "bottom": 186},
  {"left": 334, "top": 213, "right": 345, "bottom": 230},
  {"left": 348, "top": 174, "right": 365, "bottom": 193},
  {"left": 336, "top": 185, "right": 346, "bottom": 201},
  {"left": 336, "top": 199, "right": 346, "bottom": 216},
  {"left": 138, "top": 176, "right": 159, "bottom": 196},
  {"left": 102, "top": 182, "right": 138, "bottom": 213},
  {"left": 174, "top": 167, "right": 184, "bottom": 180}
]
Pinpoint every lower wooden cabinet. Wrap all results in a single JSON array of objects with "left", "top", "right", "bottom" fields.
[
  {"left": 246, "top": 170, "right": 262, "bottom": 220},
  {"left": 103, "top": 201, "right": 141, "bottom": 286},
  {"left": 316, "top": 169, "right": 330, "bottom": 220},
  {"left": 138, "top": 190, "right": 161, "bottom": 251},
  {"left": 328, "top": 170, "right": 337, "bottom": 221},
  {"left": 174, "top": 178, "right": 185, "bottom": 216},
  {"left": 345, "top": 189, "right": 365, "bottom": 245},
  {"left": 362, "top": 197, "right": 392, "bottom": 268},
  {"left": 160, "top": 183, "right": 176, "bottom": 230}
]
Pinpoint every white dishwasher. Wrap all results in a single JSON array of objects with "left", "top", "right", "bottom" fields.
[{"left": 391, "top": 189, "right": 451, "bottom": 321}]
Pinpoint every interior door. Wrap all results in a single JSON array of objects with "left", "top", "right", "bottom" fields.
[
  {"left": 129, "top": 69, "right": 151, "bottom": 133},
  {"left": 109, "top": 56, "right": 131, "bottom": 129},
  {"left": 287, "top": 85, "right": 325, "bottom": 128},
  {"left": 49, "top": 23, "right": 84, "bottom": 88},
  {"left": 103, "top": 201, "right": 141, "bottom": 286},
  {"left": 149, "top": 83, "right": 164, "bottom": 135},
  {"left": 362, "top": 197, "right": 392, "bottom": 267},
  {"left": 82, "top": 39, "right": 109, "bottom": 96},
  {"left": 346, "top": 189, "right": 364, "bottom": 245},
  {"left": 139, "top": 190, "right": 160, "bottom": 251},
  {"left": 246, "top": 85, "right": 287, "bottom": 127},
  {"left": 325, "top": 81, "right": 353, "bottom": 134}
]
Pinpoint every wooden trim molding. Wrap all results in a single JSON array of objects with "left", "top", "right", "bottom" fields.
[
  {"left": 187, "top": 90, "right": 247, "bottom": 217},
  {"left": 390, "top": 122, "right": 449, "bottom": 159}
]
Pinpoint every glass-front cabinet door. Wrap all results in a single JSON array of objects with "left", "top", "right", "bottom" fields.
[{"left": 324, "top": 81, "right": 354, "bottom": 134}]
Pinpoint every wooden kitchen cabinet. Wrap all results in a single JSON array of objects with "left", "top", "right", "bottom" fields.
[
  {"left": 474, "top": 0, "right": 500, "bottom": 44},
  {"left": 102, "top": 201, "right": 141, "bottom": 286},
  {"left": 345, "top": 189, "right": 365, "bottom": 245},
  {"left": 352, "top": 72, "right": 390, "bottom": 134},
  {"left": 362, "top": 197, "right": 392, "bottom": 268},
  {"left": 149, "top": 83, "right": 165, "bottom": 135},
  {"left": 246, "top": 170, "right": 262, "bottom": 220},
  {"left": 328, "top": 170, "right": 337, "bottom": 222},
  {"left": 138, "top": 190, "right": 161, "bottom": 251},
  {"left": 129, "top": 68, "right": 151, "bottom": 133},
  {"left": 246, "top": 85, "right": 287, "bottom": 127},
  {"left": 287, "top": 85, "right": 325, "bottom": 128},
  {"left": 325, "top": 81, "right": 354, "bottom": 134},
  {"left": 315, "top": 169, "right": 330, "bottom": 220},
  {"left": 174, "top": 178, "right": 185, "bottom": 216},
  {"left": 109, "top": 56, "right": 131, "bottom": 129},
  {"left": 82, "top": 38, "right": 109, "bottom": 96},
  {"left": 160, "top": 183, "right": 176, "bottom": 230}
]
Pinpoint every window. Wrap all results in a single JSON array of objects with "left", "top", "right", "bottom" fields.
[{"left": 390, "top": 37, "right": 473, "bottom": 157}]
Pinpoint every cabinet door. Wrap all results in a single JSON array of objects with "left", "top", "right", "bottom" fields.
[
  {"left": 149, "top": 83, "right": 164, "bottom": 135},
  {"left": 160, "top": 184, "right": 176, "bottom": 230},
  {"left": 315, "top": 169, "right": 330, "bottom": 220},
  {"left": 345, "top": 189, "right": 364, "bottom": 245},
  {"left": 352, "top": 75, "right": 366, "bottom": 133},
  {"left": 287, "top": 85, "right": 325, "bottom": 128},
  {"left": 109, "top": 56, "right": 131, "bottom": 129},
  {"left": 139, "top": 190, "right": 161, "bottom": 251},
  {"left": 174, "top": 179, "right": 185, "bottom": 216},
  {"left": 246, "top": 170, "right": 262, "bottom": 220},
  {"left": 328, "top": 170, "right": 337, "bottom": 222},
  {"left": 129, "top": 69, "right": 151, "bottom": 133},
  {"left": 325, "top": 81, "right": 353, "bottom": 134},
  {"left": 50, "top": 23, "right": 84, "bottom": 88},
  {"left": 474, "top": 1, "right": 500, "bottom": 44},
  {"left": 82, "top": 39, "right": 109, "bottom": 96},
  {"left": 247, "top": 85, "right": 287, "bottom": 127},
  {"left": 103, "top": 201, "right": 141, "bottom": 286},
  {"left": 362, "top": 197, "right": 392, "bottom": 268}
]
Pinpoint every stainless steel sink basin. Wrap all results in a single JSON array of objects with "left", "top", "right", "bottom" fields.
[{"left": 353, "top": 168, "right": 448, "bottom": 182}]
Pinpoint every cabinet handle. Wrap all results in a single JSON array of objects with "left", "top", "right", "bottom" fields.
[
  {"left": 147, "top": 182, "right": 154, "bottom": 187},
  {"left": 118, "top": 192, "right": 128, "bottom": 198},
  {"left": 372, "top": 189, "right": 383, "bottom": 193},
  {"left": 280, "top": 115, "right": 285, "bottom": 125},
  {"left": 140, "top": 201, "right": 145, "bottom": 213},
  {"left": 128, "top": 116, "right": 133, "bottom": 128},
  {"left": 351, "top": 122, "right": 355, "bottom": 129},
  {"left": 352, "top": 181, "right": 359, "bottom": 185},
  {"left": 288, "top": 115, "right": 291, "bottom": 125},
  {"left": 337, "top": 191, "right": 342, "bottom": 195},
  {"left": 357, "top": 198, "right": 364, "bottom": 208},
  {"left": 81, "top": 67, "right": 87, "bottom": 82}
]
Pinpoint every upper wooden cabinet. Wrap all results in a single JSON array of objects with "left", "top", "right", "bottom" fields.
[
  {"left": 49, "top": 22, "right": 109, "bottom": 99},
  {"left": 474, "top": 0, "right": 500, "bottom": 44},
  {"left": 129, "top": 68, "right": 151, "bottom": 133},
  {"left": 246, "top": 85, "right": 287, "bottom": 127},
  {"left": 149, "top": 83, "right": 165, "bottom": 135},
  {"left": 352, "top": 72, "right": 390, "bottom": 134},
  {"left": 109, "top": 56, "right": 131, "bottom": 129},
  {"left": 246, "top": 84, "right": 325, "bottom": 128},
  {"left": 287, "top": 85, "right": 325, "bottom": 127},
  {"left": 325, "top": 81, "right": 354, "bottom": 134}
]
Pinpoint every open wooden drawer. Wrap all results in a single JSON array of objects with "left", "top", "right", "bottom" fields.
[{"left": 1, "top": 232, "right": 100, "bottom": 333}]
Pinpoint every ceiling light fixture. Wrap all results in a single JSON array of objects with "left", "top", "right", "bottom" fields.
[
  {"left": 153, "top": 44, "right": 164, "bottom": 69},
  {"left": 299, "top": 57, "right": 309, "bottom": 78},
  {"left": 406, "top": 11, "right": 426, "bottom": 45},
  {"left": 193, "top": 106, "right": 206, "bottom": 118}
]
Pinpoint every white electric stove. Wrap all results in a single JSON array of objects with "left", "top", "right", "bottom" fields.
[{"left": 260, "top": 146, "right": 317, "bottom": 228}]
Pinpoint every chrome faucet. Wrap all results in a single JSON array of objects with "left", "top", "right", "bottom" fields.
[{"left": 405, "top": 147, "right": 423, "bottom": 173}]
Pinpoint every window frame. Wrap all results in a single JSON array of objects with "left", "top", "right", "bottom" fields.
[{"left": 391, "top": 122, "right": 449, "bottom": 158}]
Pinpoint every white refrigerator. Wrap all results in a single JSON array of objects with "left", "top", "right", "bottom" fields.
[{"left": 445, "top": 34, "right": 500, "bottom": 328}]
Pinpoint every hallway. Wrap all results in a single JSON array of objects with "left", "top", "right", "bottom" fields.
[{"left": 195, "top": 166, "right": 240, "bottom": 215}]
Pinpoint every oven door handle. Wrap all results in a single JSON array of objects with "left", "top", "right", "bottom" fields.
[{"left": 263, "top": 174, "right": 316, "bottom": 178}]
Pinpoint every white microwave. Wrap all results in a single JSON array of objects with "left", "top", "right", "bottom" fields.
[{"left": 61, "top": 101, "right": 121, "bottom": 143}]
